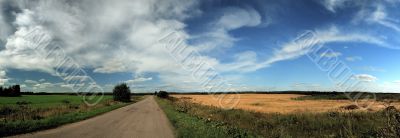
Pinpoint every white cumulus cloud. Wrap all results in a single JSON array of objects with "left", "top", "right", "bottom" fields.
[
  {"left": 25, "top": 80, "right": 38, "bottom": 84},
  {"left": 193, "top": 7, "right": 262, "bottom": 52},
  {"left": 352, "top": 74, "right": 378, "bottom": 82},
  {"left": 320, "top": 51, "right": 342, "bottom": 58},
  {"left": 0, "top": 70, "right": 8, "bottom": 85},
  {"left": 126, "top": 77, "right": 153, "bottom": 84},
  {"left": 346, "top": 56, "right": 362, "bottom": 62}
]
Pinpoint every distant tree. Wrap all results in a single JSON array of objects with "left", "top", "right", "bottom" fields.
[
  {"left": 11, "top": 85, "right": 21, "bottom": 96},
  {"left": 113, "top": 83, "right": 131, "bottom": 102},
  {"left": 157, "top": 91, "right": 169, "bottom": 98},
  {"left": 0, "top": 86, "right": 3, "bottom": 96},
  {"left": 0, "top": 85, "right": 21, "bottom": 97},
  {"left": 2, "top": 87, "right": 8, "bottom": 96}
]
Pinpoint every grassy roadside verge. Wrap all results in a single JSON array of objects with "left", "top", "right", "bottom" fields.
[
  {"left": 157, "top": 97, "right": 400, "bottom": 137},
  {"left": 0, "top": 96, "right": 143, "bottom": 137},
  {"left": 156, "top": 97, "right": 259, "bottom": 138}
]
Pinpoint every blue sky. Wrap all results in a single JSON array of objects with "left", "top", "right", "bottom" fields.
[{"left": 0, "top": 0, "right": 399, "bottom": 92}]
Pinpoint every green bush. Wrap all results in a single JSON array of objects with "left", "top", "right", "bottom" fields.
[
  {"left": 156, "top": 91, "right": 169, "bottom": 98},
  {"left": 112, "top": 83, "right": 131, "bottom": 102},
  {"left": 16, "top": 101, "right": 31, "bottom": 105},
  {"left": 61, "top": 99, "right": 71, "bottom": 104}
]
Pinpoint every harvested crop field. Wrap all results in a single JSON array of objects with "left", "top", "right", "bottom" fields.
[{"left": 173, "top": 94, "right": 400, "bottom": 113}]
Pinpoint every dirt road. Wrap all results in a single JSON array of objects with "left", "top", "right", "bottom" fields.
[{"left": 13, "top": 96, "right": 174, "bottom": 138}]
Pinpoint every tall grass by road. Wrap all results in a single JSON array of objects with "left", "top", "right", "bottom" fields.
[
  {"left": 0, "top": 95, "right": 143, "bottom": 137},
  {"left": 158, "top": 97, "right": 400, "bottom": 138},
  {"left": 0, "top": 95, "right": 90, "bottom": 107},
  {"left": 156, "top": 97, "right": 258, "bottom": 138}
]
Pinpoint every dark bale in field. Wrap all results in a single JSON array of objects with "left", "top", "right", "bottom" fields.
[
  {"left": 61, "top": 99, "right": 71, "bottom": 104},
  {"left": 16, "top": 101, "right": 31, "bottom": 105},
  {"left": 341, "top": 104, "right": 360, "bottom": 110},
  {"left": 113, "top": 83, "right": 131, "bottom": 102},
  {"left": 157, "top": 91, "right": 169, "bottom": 98}
]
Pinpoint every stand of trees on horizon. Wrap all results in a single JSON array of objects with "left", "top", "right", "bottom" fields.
[
  {"left": 0, "top": 85, "right": 21, "bottom": 97},
  {"left": 156, "top": 91, "right": 169, "bottom": 98}
]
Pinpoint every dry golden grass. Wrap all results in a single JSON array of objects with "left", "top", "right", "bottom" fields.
[{"left": 173, "top": 94, "right": 400, "bottom": 113}]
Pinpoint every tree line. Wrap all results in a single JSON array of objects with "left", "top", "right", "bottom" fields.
[
  {"left": 111, "top": 83, "right": 170, "bottom": 102},
  {"left": 0, "top": 85, "right": 21, "bottom": 97}
]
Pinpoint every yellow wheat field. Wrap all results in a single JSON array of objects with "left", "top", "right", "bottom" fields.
[{"left": 173, "top": 94, "right": 400, "bottom": 113}]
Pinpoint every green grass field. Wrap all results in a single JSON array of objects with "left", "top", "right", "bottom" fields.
[
  {"left": 0, "top": 95, "right": 142, "bottom": 137},
  {"left": 0, "top": 95, "right": 112, "bottom": 107}
]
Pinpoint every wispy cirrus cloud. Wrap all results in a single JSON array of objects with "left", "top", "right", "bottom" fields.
[
  {"left": 322, "top": 0, "right": 400, "bottom": 34},
  {"left": 357, "top": 66, "right": 386, "bottom": 72},
  {"left": 320, "top": 51, "right": 342, "bottom": 58},
  {"left": 346, "top": 56, "right": 362, "bottom": 62},
  {"left": 321, "top": 0, "right": 348, "bottom": 13},
  {"left": 369, "top": 5, "right": 400, "bottom": 32},
  {"left": 193, "top": 7, "right": 262, "bottom": 52},
  {"left": 218, "top": 26, "right": 388, "bottom": 73}
]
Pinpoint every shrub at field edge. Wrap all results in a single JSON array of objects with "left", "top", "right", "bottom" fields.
[{"left": 112, "top": 83, "right": 131, "bottom": 102}]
